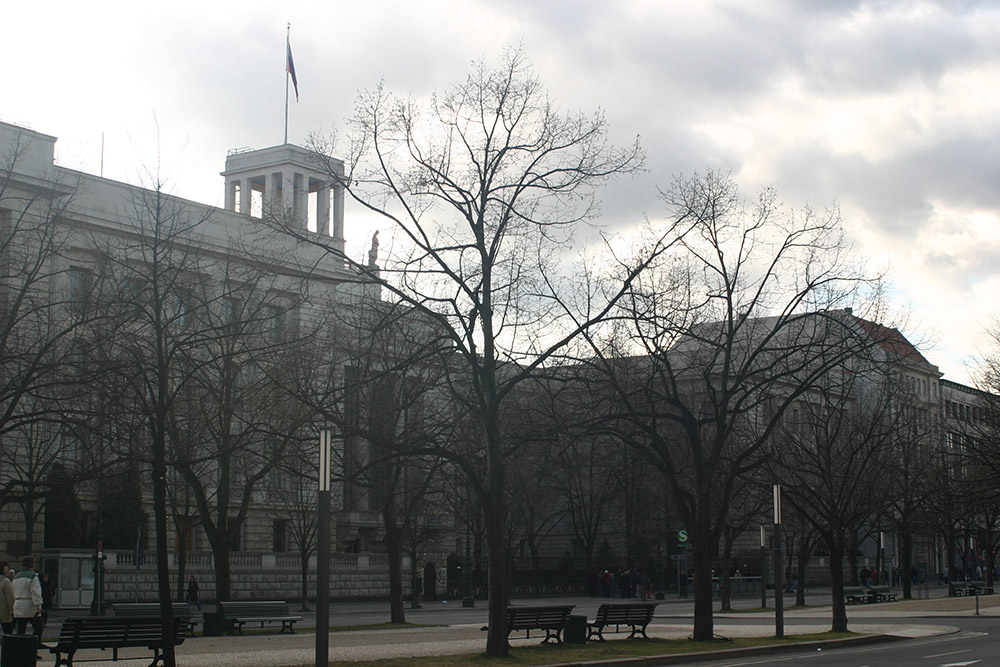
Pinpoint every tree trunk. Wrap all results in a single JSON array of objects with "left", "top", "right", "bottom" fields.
[
  {"left": 691, "top": 535, "right": 715, "bottom": 641},
  {"left": 22, "top": 497, "right": 34, "bottom": 555},
  {"left": 152, "top": 432, "right": 176, "bottom": 666},
  {"left": 300, "top": 557, "right": 311, "bottom": 612},
  {"left": 484, "top": 498, "right": 510, "bottom": 656},
  {"left": 847, "top": 530, "right": 860, "bottom": 587},
  {"left": 795, "top": 543, "right": 809, "bottom": 607},
  {"left": 901, "top": 528, "right": 913, "bottom": 600},
  {"left": 206, "top": 531, "right": 232, "bottom": 602},
  {"left": 828, "top": 535, "right": 848, "bottom": 633},
  {"left": 383, "top": 502, "right": 406, "bottom": 622},
  {"left": 175, "top": 530, "right": 186, "bottom": 603}
]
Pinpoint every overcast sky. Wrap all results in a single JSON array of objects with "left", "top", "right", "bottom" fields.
[{"left": 3, "top": 0, "right": 998, "bottom": 384}]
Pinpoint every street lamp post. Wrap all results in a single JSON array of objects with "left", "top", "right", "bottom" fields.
[
  {"left": 316, "top": 430, "right": 332, "bottom": 667},
  {"left": 760, "top": 525, "right": 767, "bottom": 610},
  {"left": 773, "top": 485, "right": 783, "bottom": 638}
]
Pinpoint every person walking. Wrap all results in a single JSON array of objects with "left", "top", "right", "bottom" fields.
[
  {"left": 12, "top": 556, "right": 43, "bottom": 641},
  {"left": 186, "top": 575, "right": 202, "bottom": 610},
  {"left": 0, "top": 561, "right": 14, "bottom": 634}
]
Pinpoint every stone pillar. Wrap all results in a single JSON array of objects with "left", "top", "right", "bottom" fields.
[
  {"left": 265, "top": 173, "right": 280, "bottom": 218},
  {"left": 294, "top": 173, "right": 308, "bottom": 229},
  {"left": 316, "top": 185, "right": 330, "bottom": 235},
  {"left": 332, "top": 182, "right": 346, "bottom": 257},
  {"left": 225, "top": 179, "right": 237, "bottom": 212},
  {"left": 239, "top": 177, "right": 253, "bottom": 215},
  {"left": 282, "top": 171, "right": 296, "bottom": 221}
]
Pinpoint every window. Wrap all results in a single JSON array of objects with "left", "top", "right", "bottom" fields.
[
  {"left": 67, "top": 267, "right": 91, "bottom": 311},
  {"left": 228, "top": 520, "right": 243, "bottom": 552},
  {"left": 173, "top": 290, "right": 193, "bottom": 328},
  {"left": 223, "top": 297, "right": 241, "bottom": 331},
  {"left": 265, "top": 305, "right": 286, "bottom": 343},
  {"left": 175, "top": 517, "right": 196, "bottom": 551},
  {"left": 125, "top": 278, "right": 146, "bottom": 319},
  {"left": 272, "top": 519, "right": 288, "bottom": 553}
]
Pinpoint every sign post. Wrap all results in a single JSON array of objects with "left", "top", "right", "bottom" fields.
[{"left": 773, "top": 485, "right": 783, "bottom": 638}]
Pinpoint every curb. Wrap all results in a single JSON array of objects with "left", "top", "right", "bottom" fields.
[{"left": 548, "top": 633, "right": 911, "bottom": 666}]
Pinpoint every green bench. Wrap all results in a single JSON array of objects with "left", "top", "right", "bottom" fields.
[
  {"left": 111, "top": 601, "right": 201, "bottom": 636},
  {"left": 217, "top": 600, "right": 302, "bottom": 634},
  {"left": 44, "top": 616, "right": 188, "bottom": 667},
  {"left": 505, "top": 605, "right": 575, "bottom": 644},
  {"left": 587, "top": 602, "right": 658, "bottom": 641}
]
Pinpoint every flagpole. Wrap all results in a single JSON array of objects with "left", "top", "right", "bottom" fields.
[{"left": 284, "top": 23, "right": 290, "bottom": 144}]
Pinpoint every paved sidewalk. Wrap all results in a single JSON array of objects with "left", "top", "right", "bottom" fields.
[{"left": 22, "top": 587, "right": 993, "bottom": 666}]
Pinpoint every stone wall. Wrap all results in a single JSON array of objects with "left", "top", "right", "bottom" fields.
[{"left": 47, "top": 550, "right": 447, "bottom": 607}]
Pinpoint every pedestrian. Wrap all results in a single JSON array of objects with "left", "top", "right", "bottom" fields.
[
  {"left": 41, "top": 573, "right": 55, "bottom": 612},
  {"left": 0, "top": 561, "right": 14, "bottom": 634},
  {"left": 186, "top": 575, "right": 202, "bottom": 610},
  {"left": 13, "top": 556, "right": 43, "bottom": 642}
]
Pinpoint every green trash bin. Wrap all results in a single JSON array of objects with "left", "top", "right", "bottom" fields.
[
  {"left": 564, "top": 615, "right": 587, "bottom": 644},
  {"left": 1, "top": 633, "right": 38, "bottom": 666},
  {"left": 202, "top": 612, "right": 226, "bottom": 637}
]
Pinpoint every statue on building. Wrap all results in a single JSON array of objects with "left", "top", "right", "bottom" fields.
[{"left": 368, "top": 231, "right": 379, "bottom": 268}]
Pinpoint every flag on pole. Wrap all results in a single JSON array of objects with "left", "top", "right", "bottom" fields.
[{"left": 286, "top": 39, "right": 299, "bottom": 102}]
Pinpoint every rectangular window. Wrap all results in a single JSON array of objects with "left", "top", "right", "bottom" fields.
[
  {"left": 223, "top": 297, "right": 241, "bottom": 331},
  {"left": 266, "top": 305, "right": 286, "bottom": 343},
  {"left": 173, "top": 290, "right": 193, "bottom": 328},
  {"left": 228, "top": 520, "right": 243, "bottom": 552},
  {"left": 67, "top": 267, "right": 91, "bottom": 311},
  {"left": 272, "top": 519, "right": 288, "bottom": 553}
]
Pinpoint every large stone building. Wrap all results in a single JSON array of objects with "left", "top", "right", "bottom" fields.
[{"left": 0, "top": 120, "right": 451, "bottom": 606}]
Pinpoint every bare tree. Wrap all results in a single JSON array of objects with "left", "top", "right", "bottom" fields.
[
  {"left": 0, "top": 129, "right": 111, "bottom": 543},
  {"left": 587, "top": 172, "right": 877, "bottom": 640},
  {"left": 282, "top": 48, "right": 666, "bottom": 655},
  {"left": 768, "top": 364, "right": 895, "bottom": 632}
]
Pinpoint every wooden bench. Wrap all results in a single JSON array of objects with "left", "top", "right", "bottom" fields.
[
  {"left": 951, "top": 582, "right": 975, "bottom": 596},
  {"left": 217, "top": 600, "right": 302, "bottom": 635},
  {"left": 111, "top": 602, "right": 202, "bottom": 636},
  {"left": 587, "top": 602, "right": 658, "bottom": 641},
  {"left": 870, "top": 585, "right": 897, "bottom": 602},
  {"left": 44, "top": 616, "right": 188, "bottom": 667},
  {"left": 844, "top": 586, "right": 873, "bottom": 605},
  {"left": 970, "top": 580, "right": 993, "bottom": 595},
  {"left": 505, "top": 605, "right": 575, "bottom": 644}
]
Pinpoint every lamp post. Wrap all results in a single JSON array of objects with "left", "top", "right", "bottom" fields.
[
  {"left": 91, "top": 510, "right": 105, "bottom": 615},
  {"left": 773, "top": 485, "right": 783, "bottom": 638},
  {"left": 879, "top": 531, "right": 886, "bottom": 587},
  {"left": 463, "top": 486, "right": 475, "bottom": 608},
  {"left": 316, "top": 430, "right": 332, "bottom": 667},
  {"left": 760, "top": 525, "right": 767, "bottom": 610}
]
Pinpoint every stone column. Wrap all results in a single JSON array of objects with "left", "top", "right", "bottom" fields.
[
  {"left": 332, "top": 181, "right": 346, "bottom": 256},
  {"left": 225, "top": 179, "right": 237, "bottom": 212},
  {"left": 282, "top": 171, "right": 296, "bottom": 221},
  {"left": 294, "top": 173, "right": 308, "bottom": 229},
  {"left": 239, "top": 177, "right": 253, "bottom": 215},
  {"left": 315, "top": 184, "right": 330, "bottom": 235},
  {"left": 265, "top": 173, "right": 280, "bottom": 218}
]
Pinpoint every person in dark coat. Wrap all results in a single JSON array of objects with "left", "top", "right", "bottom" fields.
[{"left": 186, "top": 575, "right": 201, "bottom": 610}]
